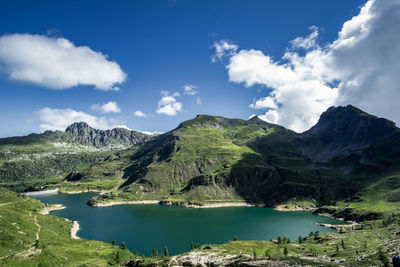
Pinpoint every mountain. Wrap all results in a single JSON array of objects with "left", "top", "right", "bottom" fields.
[
  {"left": 0, "top": 123, "right": 151, "bottom": 192},
  {"left": 45, "top": 122, "right": 149, "bottom": 149},
  {"left": 300, "top": 105, "right": 399, "bottom": 162},
  {"left": 85, "top": 105, "right": 400, "bottom": 206}
]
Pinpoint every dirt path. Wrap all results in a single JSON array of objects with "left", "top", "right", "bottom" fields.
[
  {"left": 0, "top": 199, "right": 25, "bottom": 207},
  {"left": 0, "top": 212, "right": 42, "bottom": 260},
  {"left": 33, "top": 214, "right": 41, "bottom": 240}
]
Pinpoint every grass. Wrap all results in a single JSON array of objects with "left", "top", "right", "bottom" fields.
[
  {"left": 0, "top": 187, "right": 134, "bottom": 266},
  {"left": 335, "top": 173, "right": 400, "bottom": 214},
  {"left": 1, "top": 185, "right": 399, "bottom": 266}
]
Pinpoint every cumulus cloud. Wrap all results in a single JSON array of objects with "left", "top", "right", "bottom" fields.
[
  {"left": 0, "top": 34, "right": 126, "bottom": 90},
  {"left": 249, "top": 96, "right": 278, "bottom": 109},
  {"left": 156, "top": 90, "right": 183, "bottom": 116},
  {"left": 196, "top": 97, "right": 202, "bottom": 105},
  {"left": 90, "top": 101, "right": 121, "bottom": 113},
  {"left": 217, "top": 0, "right": 400, "bottom": 132},
  {"left": 134, "top": 110, "right": 147, "bottom": 117},
  {"left": 183, "top": 84, "right": 199, "bottom": 95},
  {"left": 211, "top": 40, "right": 238, "bottom": 63},
  {"left": 37, "top": 107, "right": 119, "bottom": 131}
]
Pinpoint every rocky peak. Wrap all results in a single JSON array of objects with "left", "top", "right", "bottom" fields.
[
  {"left": 65, "top": 122, "right": 92, "bottom": 135},
  {"left": 47, "top": 122, "right": 151, "bottom": 149},
  {"left": 302, "top": 105, "right": 397, "bottom": 143}
]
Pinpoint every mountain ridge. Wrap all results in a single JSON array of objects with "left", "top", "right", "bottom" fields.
[{"left": 83, "top": 105, "right": 400, "bottom": 206}]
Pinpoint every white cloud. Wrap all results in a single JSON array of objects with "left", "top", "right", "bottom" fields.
[
  {"left": 211, "top": 40, "right": 238, "bottom": 63},
  {"left": 116, "top": 125, "right": 132, "bottom": 130},
  {"left": 196, "top": 97, "right": 202, "bottom": 105},
  {"left": 139, "top": 130, "right": 163, "bottom": 135},
  {"left": 219, "top": 0, "right": 400, "bottom": 132},
  {"left": 90, "top": 101, "right": 121, "bottom": 113},
  {"left": 37, "top": 107, "right": 119, "bottom": 131},
  {"left": 249, "top": 97, "right": 278, "bottom": 109},
  {"left": 0, "top": 34, "right": 126, "bottom": 90},
  {"left": 156, "top": 91, "right": 183, "bottom": 116},
  {"left": 183, "top": 84, "right": 199, "bottom": 95},
  {"left": 134, "top": 110, "right": 147, "bottom": 117},
  {"left": 290, "top": 26, "right": 319, "bottom": 50},
  {"left": 248, "top": 114, "right": 257, "bottom": 120}
]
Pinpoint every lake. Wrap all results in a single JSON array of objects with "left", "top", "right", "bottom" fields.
[{"left": 31, "top": 192, "right": 347, "bottom": 256}]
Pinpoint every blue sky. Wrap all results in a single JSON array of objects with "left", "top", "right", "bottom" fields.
[{"left": 2, "top": 0, "right": 398, "bottom": 137}]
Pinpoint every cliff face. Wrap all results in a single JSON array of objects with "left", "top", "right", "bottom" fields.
[{"left": 45, "top": 122, "right": 150, "bottom": 149}]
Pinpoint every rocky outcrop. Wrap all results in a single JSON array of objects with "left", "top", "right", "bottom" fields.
[
  {"left": 45, "top": 122, "right": 150, "bottom": 149},
  {"left": 313, "top": 207, "right": 382, "bottom": 223}
]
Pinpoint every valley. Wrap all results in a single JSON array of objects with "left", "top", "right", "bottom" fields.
[{"left": 0, "top": 105, "right": 400, "bottom": 266}]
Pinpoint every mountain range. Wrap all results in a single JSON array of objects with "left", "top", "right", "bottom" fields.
[{"left": 1, "top": 105, "right": 399, "bottom": 207}]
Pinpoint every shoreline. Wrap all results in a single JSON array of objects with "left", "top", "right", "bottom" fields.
[
  {"left": 274, "top": 206, "right": 357, "bottom": 228},
  {"left": 39, "top": 204, "right": 66, "bottom": 215},
  {"left": 273, "top": 205, "right": 316, "bottom": 212},
  {"left": 71, "top": 221, "right": 80, "bottom": 239},
  {"left": 314, "top": 222, "right": 358, "bottom": 232},
  {"left": 91, "top": 200, "right": 160, "bottom": 207},
  {"left": 91, "top": 200, "right": 263, "bottom": 208},
  {"left": 23, "top": 188, "right": 59, "bottom": 196},
  {"left": 179, "top": 202, "right": 261, "bottom": 208},
  {"left": 59, "top": 189, "right": 103, "bottom": 194}
]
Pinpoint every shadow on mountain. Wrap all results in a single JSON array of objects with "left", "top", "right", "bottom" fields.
[
  {"left": 227, "top": 151, "right": 363, "bottom": 206},
  {"left": 118, "top": 132, "right": 178, "bottom": 189}
]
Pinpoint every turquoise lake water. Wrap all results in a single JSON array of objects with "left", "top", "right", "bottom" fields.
[{"left": 32, "top": 192, "right": 347, "bottom": 256}]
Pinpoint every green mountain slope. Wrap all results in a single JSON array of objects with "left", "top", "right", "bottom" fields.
[
  {"left": 0, "top": 123, "right": 150, "bottom": 192},
  {"left": 0, "top": 187, "right": 132, "bottom": 266},
  {"left": 85, "top": 105, "right": 400, "bottom": 206}
]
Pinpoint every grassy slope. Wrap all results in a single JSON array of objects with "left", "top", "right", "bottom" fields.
[
  {"left": 87, "top": 115, "right": 366, "bottom": 206},
  {"left": 0, "top": 187, "right": 133, "bottom": 266},
  {"left": 87, "top": 116, "right": 321, "bottom": 205},
  {"left": 0, "top": 135, "right": 114, "bottom": 192}
]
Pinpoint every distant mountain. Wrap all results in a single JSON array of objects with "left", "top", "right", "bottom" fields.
[
  {"left": 86, "top": 105, "right": 400, "bottom": 206},
  {"left": 45, "top": 122, "right": 150, "bottom": 149},
  {"left": 0, "top": 122, "right": 151, "bottom": 191}
]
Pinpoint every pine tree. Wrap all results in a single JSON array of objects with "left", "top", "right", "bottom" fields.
[
  {"left": 253, "top": 250, "right": 257, "bottom": 260},
  {"left": 164, "top": 246, "right": 169, "bottom": 257},
  {"left": 277, "top": 236, "right": 282, "bottom": 244},
  {"left": 190, "top": 242, "right": 194, "bottom": 250},
  {"left": 298, "top": 236, "right": 303, "bottom": 244},
  {"left": 283, "top": 246, "right": 288, "bottom": 256},
  {"left": 341, "top": 239, "right": 345, "bottom": 249},
  {"left": 152, "top": 248, "right": 156, "bottom": 257},
  {"left": 120, "top": 241, "right": 127, "bottom": 250},
  {"left": 233, "top": 236, "right": 238, "bottom": 241},
  {"left": 378, "top": 249, "right": 390, "bottom": 267},
  {"left": 112, "top": 240, "right": 116, "bottom": 246},
  {"left": 336, "top": 244, "right": 339, "bottom": 253},
  {"left": 265, "top": 250, "right": 269, "bottom": 258}
]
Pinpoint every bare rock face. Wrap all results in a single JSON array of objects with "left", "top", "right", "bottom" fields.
[{"left": 46, "top": 122, "right": 150, "bottom": 149}]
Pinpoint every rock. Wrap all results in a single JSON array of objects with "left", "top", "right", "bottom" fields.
[{"left": 44, "top": 122, "right": 150, "bottom": 149}]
